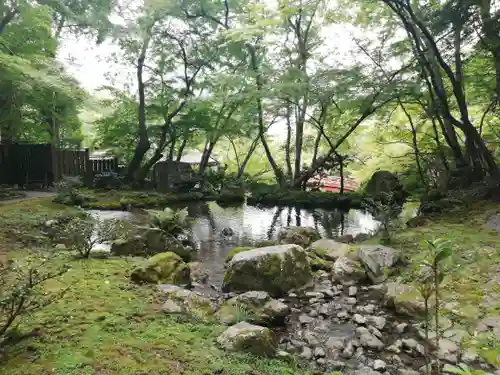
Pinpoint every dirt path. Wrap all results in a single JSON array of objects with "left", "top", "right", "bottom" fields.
[{"left": 0, "top": 191, "right": 56, "bottom": 205}]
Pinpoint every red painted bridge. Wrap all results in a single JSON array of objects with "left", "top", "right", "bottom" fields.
[{"left": 308, "top": 176, "right": 358, "bottom": 193}]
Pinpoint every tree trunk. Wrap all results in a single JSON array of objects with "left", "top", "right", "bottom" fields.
[
  {"left": 400, "top": 102, "right": 426, "bottom": 188},
  {"left": 247, "top": 43, "right": 284, "bottom": 186},
  {"left": 293, "top": 99, "right": 382, "bottom": 187},
  {"left": 126, "top": 34, "right": 152, "bottom": 181},
  {"left": 176, "top": 138, "right": 187, "bottom": 162},
  {"left": 285, "top": 102, "right": 293, "bottom": 179},
  {"left": 312, "top": 128, "right": 321, "bottom": 166},
  {"left": 338, "top": 154, "right": 344, "bottom": 195},
  {"left": 199, "top": 140, "right": 217, "bottom": 178},
  {"left": 0, "top": 9, "right": 18, "bottom": 35},
  {"left": 237, "top": 135, "right": 260, "bottom": 178}
]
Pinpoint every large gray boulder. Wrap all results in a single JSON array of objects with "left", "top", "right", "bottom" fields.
[
  {"left": 217, "top": 291, "right": 290, "bottom": 326},
  {"left": 332, "top": 256, "right": 367, "bottom": 285},
  {"left": 216, "top": 322, "right": 277, "bottom": 356},
  {"left": 111, "top": 237, "right": 146, "bottom": 256},
  {"left": 357, "top": 245, "right": 402, "bottom": 284},
  {"left": 222, "top": 244, "right": 312, "bottom": 297},
  {"left": 310, "top": 239, "right": 352, "bottom": 261},
  {"left": 278, "top": 226, "right": 320, "bottom": 248}
]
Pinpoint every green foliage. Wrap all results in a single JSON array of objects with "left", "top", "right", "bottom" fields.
[
  {"left": 60, "top": 214, "right": 122, "bottom": 258},
  {"left": 413, "top": 237, "right": 454, "bottom": 374},
  {"left": 234, "top": 303, "right": 251, "bottom": 324},
  {"left": 362, "top": 193, "right": 402, "bottom": 242},
  {"left": 150, "top": 207, "right": 191, "bottom": 236},
  {"left": 444, "top": 364, "right": 495, "bottom": 375},
  {"left": 53, "top": 176, "right": 94, "bottom": 206}
]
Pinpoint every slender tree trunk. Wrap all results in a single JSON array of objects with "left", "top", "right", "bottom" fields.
[
  {"left": 247, "top": 43, "right": 284, "bottom": 186},
  {"left": 430, "top": 116, "right": 449, "bottom": 172},
  {"left": 339, "top": 155, "right": 344, "bottom": 195},
  {"left": 285, "top": 102, "right": 293, "bottom": 179},
  {"left": 167, "top": 136, "right": 176, "bottom": 162},
  {"left": 126, "top": 35, "right": 152, "bottom": 181},
  {"left": 237, "top": 135, "right": 260, "bottom": 178},
  {"left": 293, "top": 98, "right": 382, "bottom": 187},
  {"left": 312, "top": 129, "right": 321, "bottom": 166},
  {"left": 400, "top": 102, "right": 426, "bottom": 188},
  {"left": 199, "top": 140, "right": 217, "bottom": 178},
  {"left": 176, "top": 138, "right": 187, "bottom": 162}
]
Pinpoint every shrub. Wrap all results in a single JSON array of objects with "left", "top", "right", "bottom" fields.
[
  {"left": 150, "top": 207, "right": 191, "bottom": 237},
  {"left": 53, "top": 176, "right": 93, "bottom": 206},
  {"left": 0, "top": 252, "right": 69, "bottom": 344},
  {"left": 93, "top": 172, "right": 125, "bottom": 190},
  {"left": 362, "top": 192, "right": 402, "bottom": 242},
  {"left": 60, "top": 214, "right": 123, "bottom": 258}
]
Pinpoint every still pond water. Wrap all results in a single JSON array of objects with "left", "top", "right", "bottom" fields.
[{"left": 90, "top": 202, "right": 381, "bottom": 285}]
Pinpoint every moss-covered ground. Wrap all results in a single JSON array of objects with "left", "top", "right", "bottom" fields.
[
  {"left": 366, "top": 201, "right": 500, "bottom": 367},
  {"left": 0, "top": 199, "right": 311, "bottom": 375}
]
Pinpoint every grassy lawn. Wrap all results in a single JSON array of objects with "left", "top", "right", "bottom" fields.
[{"left": 0, "top": 199, "right": 310, "bottom": 375}]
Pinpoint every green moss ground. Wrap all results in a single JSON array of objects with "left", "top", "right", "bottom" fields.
[
  {"left": 371, "top": 201, "right": 500, "bottom": 366},
  {"left": 0, "top": 199, "right": 310, "bottom": 375}
]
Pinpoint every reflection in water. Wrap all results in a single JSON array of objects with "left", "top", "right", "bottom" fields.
[
  {"left": 90, "top": 202, "right": 380, "bottom": 286},
  {"left": 187, "top": 202, "right": 379, "bottom": 286}
]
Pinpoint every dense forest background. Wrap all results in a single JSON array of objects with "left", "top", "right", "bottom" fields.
[{"left": 1, "top": 0, "right": 499, "bottom": 193}]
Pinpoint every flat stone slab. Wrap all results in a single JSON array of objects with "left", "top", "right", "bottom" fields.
[{"left": 485, "top": 213, "right": 500, "bottom": 233}]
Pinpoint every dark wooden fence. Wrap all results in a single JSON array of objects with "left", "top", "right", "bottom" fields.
[{"left": 0, "top": 143, "right": 118, "bottom": 187}]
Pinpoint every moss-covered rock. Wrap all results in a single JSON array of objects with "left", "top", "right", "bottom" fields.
[
  {"left": 217, "top": 291, "right": 290, "bottom": 326},
  {"left": 188, "top": 262, "right": 209, "bottom": 284},
  {"left": 310, "top": 239, "right": 352, "bottom": 261},
  {"left": 216, "top": 322, "right": 277, "bottom": 357},
  {"left": 225, "top": 247, "right": 253, "bottom": 263},
  {"left": 254, "top": 240, "right": 278, "bottom": 248},
  {"left": 158, "top": 284, "right": 214, "bottom": 320},
  {"left": 130, "top": 252, "right": 190, "bottom": 285},
  {"left": 110, "top": 237, "right": 146, "bottom": 256},
  {"left": 364, "top": 170, "right": 407, "bottom": 205},
  {"left": 332, "top": 256, "right": 367, "bottom": 285},
  {"left": 357, "top": 245, "right": 402, "bottom": 284},
  {"left": 308, "top": 253, "right": 334, "bottom": 272},
  {"left": 222, "top": 244, "right": 312, "bottom": 297},
  {"left": 384, "top": 282, "right": 434, "bottom": 317},
  {"left": 278, "top": 226, "right": 321, "bottom": 248}
]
